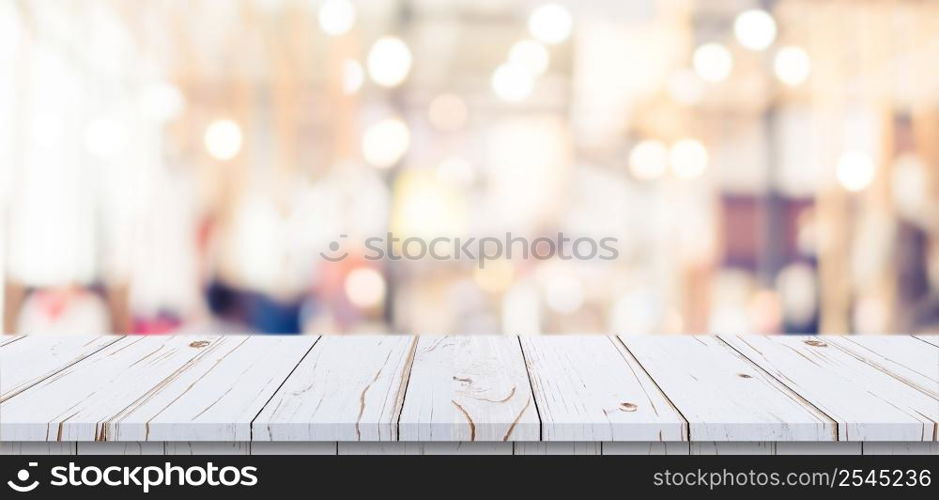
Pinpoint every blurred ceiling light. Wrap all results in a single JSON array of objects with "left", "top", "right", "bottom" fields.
[
  {"left": 491, "top": 63, "right": 534, "bottom": 102},
  {"left": 509, "top": 39, "right": 550, "bottom": 76},
  {"left": 670, "top": 139, "right": 709, "bottom": 179},
  {"left": 528, "top": 3, "right": 572, "bottom": 45},
  {"left": 436, "top": 156, "right": 475, "bottom": 187},
  {"left": 692, "top": 43, "right": 733, "bottom": 83},
  {"left": 204, "top": 119, "right": 243, "bottom": 161},
  {"left": 733, "top": 9, "right": 777, "bottom": 51},
  {"left": 344, "top": 267, "right": 386, "bottom": 309},
  {"left": 427, "top": 93, "right": 468, "bottom": 131},
  {"left": 318, "top": 0, "right": 356, "bottom": 36},
  {"left": 836, "top": 151, "right": 876, "bottom": 192},
  {"left": 628, "top": 139, "right": 668, "bottom": 181},
  {"left": 367, "top": 36, "right": 412, "bottom": 87},
  {"left": 342, "top": 59, "right": 364, "bottom": 94},
  {"left": 139, "top": 82, "right": 184, "bottom": 122},
  {"left": 773, "top": 46, "right": 811, "bottom": 86},
  {"left": 362, "top": 117, "right": 410, "bottom": 168},
  {"left": 84, "top": 118, "right": 125, "bottom": 158},
  {"left": 544, "top": 274, "right": 584, "bottom": 314}
]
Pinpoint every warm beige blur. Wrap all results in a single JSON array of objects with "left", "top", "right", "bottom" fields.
[{"left": 1, "top": 0, "right": 938, "bottom": 335}]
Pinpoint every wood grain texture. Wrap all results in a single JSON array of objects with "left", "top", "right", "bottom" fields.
[
  {"left": 105, "top": 335, "right": 316, "bottom": 441},
  {"left": 914, "top": 335, "right": 939, "bottom": 348},
  {"left": 250, "top": 442, "right": 337, "bottom": 455},
  {"left": 521, "top": 336, "right": 686, "bottom": 441},
  {"left": 338, "top": 442, "right": 513, "bottom": 455},
  {"left": 163, "top": 442, "right": 250, "bottom": 455},
  {"left": 398, "top": 336, "right": 538, "bottom": 441},
  {"left": 513, "top": 442, "right": 601, "bottom": 455},
  {"left": 253, "top": 335, "right": 417, "bottom": 441},
  {"left": 620, "top": 335, "right": 836, "bottom": 441},
  {"left": 1, "top": 336, "right": 123, "bottom": 402},
  {"left": 0, "top": 336, "right": 222, "bottom": 441},
  {"left": 601, "top": 442, "right": 690, "bottom": 455},
  {"left": 862, "top": 442, "right": 939, "bottom": 455},
  {"left": 77, "top": 442, "right": 165, "bottom": 455},
  {"left": 0, "top": 335, "right": 24, "bottom": 348},
  {"left": 828, "top": 336, "right": 939, "bottom": 398},
  {"left": 723, "top": 335, "right": 939, "bottom": 441},
  {"left": 0, "top": 442, "right": 76, "bottom": 455}
]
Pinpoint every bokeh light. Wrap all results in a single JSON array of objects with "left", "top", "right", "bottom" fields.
[
  {"left": 204, "top": 119, "right": 243, "bottom": 161},
  {"left": 693, "top": 43, "right": 733, "bottom": 83},
  {"left": 362, "top": 117, "right": 410, "bottom": 168},
  {"left": 367, "top": 36, "right": 412, "bottom": 87}
]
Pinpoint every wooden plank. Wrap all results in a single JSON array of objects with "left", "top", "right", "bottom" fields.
[
  {"left": 828, "top": 336, "right": 939, "bottom": 398},
  {"left": 723, "top": 335, "right": 939, "bottom": 441},
  {"left": 513, "top": 442, "right": 601, "bottom": 455},
  {"left": 775, "top": 442, "right": 862, "bottom": 455},
  {"left": 689, "top": 442, "right": 775, "bottom": 455},
  {"left": 250, "top": 442, "right": 337, "bottom": 455},
  {"left": 0, "top": 336, "right": 123, "bottom": 402},
  {"left": 398, "top": 336, "right": 538, "bottom": 442},
  {"left": 521, "top": 336, "right": 686, "bottom": 441},
  {"left": 0, "top": 442, "right": 76, "bottom": 455},
  {"left": 863, "top": 442, "right": 939, "bottom": 455},
  {"left": 103, "top": 336, "right": 317, "bottom": 441},
  {"left": 338, "top": 443, "right": 513, "bottom": 455},
  {"left": 602, "top": 442, "right": 689, "bottom": 455},
  {"left": 0, "top": 336, "right": 221, "bottom": 441},
  {"left": 253, "top": 335, "right": 417, "bottom": 441},
  {"left": 915, "top": 335, "right": 939, "bottom": 348},
  {"left": 77, "top": 442, "right": 164, "bottom": 455},
  {"left": 0, "top": 335, "right": 23, "bottom": 348},
  {"left": 620, "top": 335, "right": 835, "bottom": 441},
  {"left": 164, "top": 442, "right": 250, "bottom": 455}
]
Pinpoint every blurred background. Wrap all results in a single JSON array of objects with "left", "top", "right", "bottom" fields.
[{"left": 1, "top": 0, "right": 938, "bottom": 336}]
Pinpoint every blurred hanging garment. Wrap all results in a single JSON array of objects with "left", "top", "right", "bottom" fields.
[{"left": 16, "top": 287, "right": 109, "bottom": 335}]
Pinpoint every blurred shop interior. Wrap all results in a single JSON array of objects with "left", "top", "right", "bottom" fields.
[{"left": 1, "top": 0, "right": 938, "bottom": 335}]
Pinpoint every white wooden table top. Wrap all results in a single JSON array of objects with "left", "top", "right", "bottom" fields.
[{"left": 0, "top": 335, "right": 936, "bottom": 443}]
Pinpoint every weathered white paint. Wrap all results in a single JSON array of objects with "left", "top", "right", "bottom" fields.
[
  {"left": 521, "top": 336, "right": 687, "bottom": 441},
  {"left": 0, "top": 336, "right": 221, "bottom": 441},
  {"left": 914, "top": 335, "right": 939, "bottom": 348},
  {"left": 620, "top": 336, "right": 835, "bottom": 441},
  {"left": 0, "top": 442, "right": 76, "bottom": 455},
  {"left": 339, "top": 442, "right": 513, "bottom": 455},
  {"left": 828, "top": 336, "right": 939, "bottom": 398},
  {"left": 398, "top": 336, "right": 539, "bottom": 441},
  {"left": 601, "top": 442, "right": 690, "bottom": 455},
  {"left": 513, "top": 442, "right": 602, "bottom": 455},
  {"left": 689, "top": 442, "right": 776, "bottom": 455},
  {"left": 862, "top": 442, "right": 939, "bottom": 455},
  {"left": 104, "top": 336, "right": 317, "bottom": 441},
  {"left": 253, "top": 336, "right": 417, "bottom": 441},
  {"left": 2, "top": 334, "right": 936, "bottom": 452},
  {"left": 77, "top": 442, "right": 165, "bottom": 455},
  {"left": 775, "top": 442, "right": 862, "bottom": 455},
  {"left": 723, "top": 335, "right": 939, "bottom": 442},
  {"left": 250, "top": 442, "right": 337, "bottom": 455},
  {"left": 163, "top": 442, "right": 250, "bottom": 455},
  {"left": 0, "top": 335, "right": 122, "bottom": 401},
  {"left": 7, "top": 441, "right": 931, "bottom": 456},
  {"left": 0, "top": 335, "right": 24, "bottom": 348}
]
